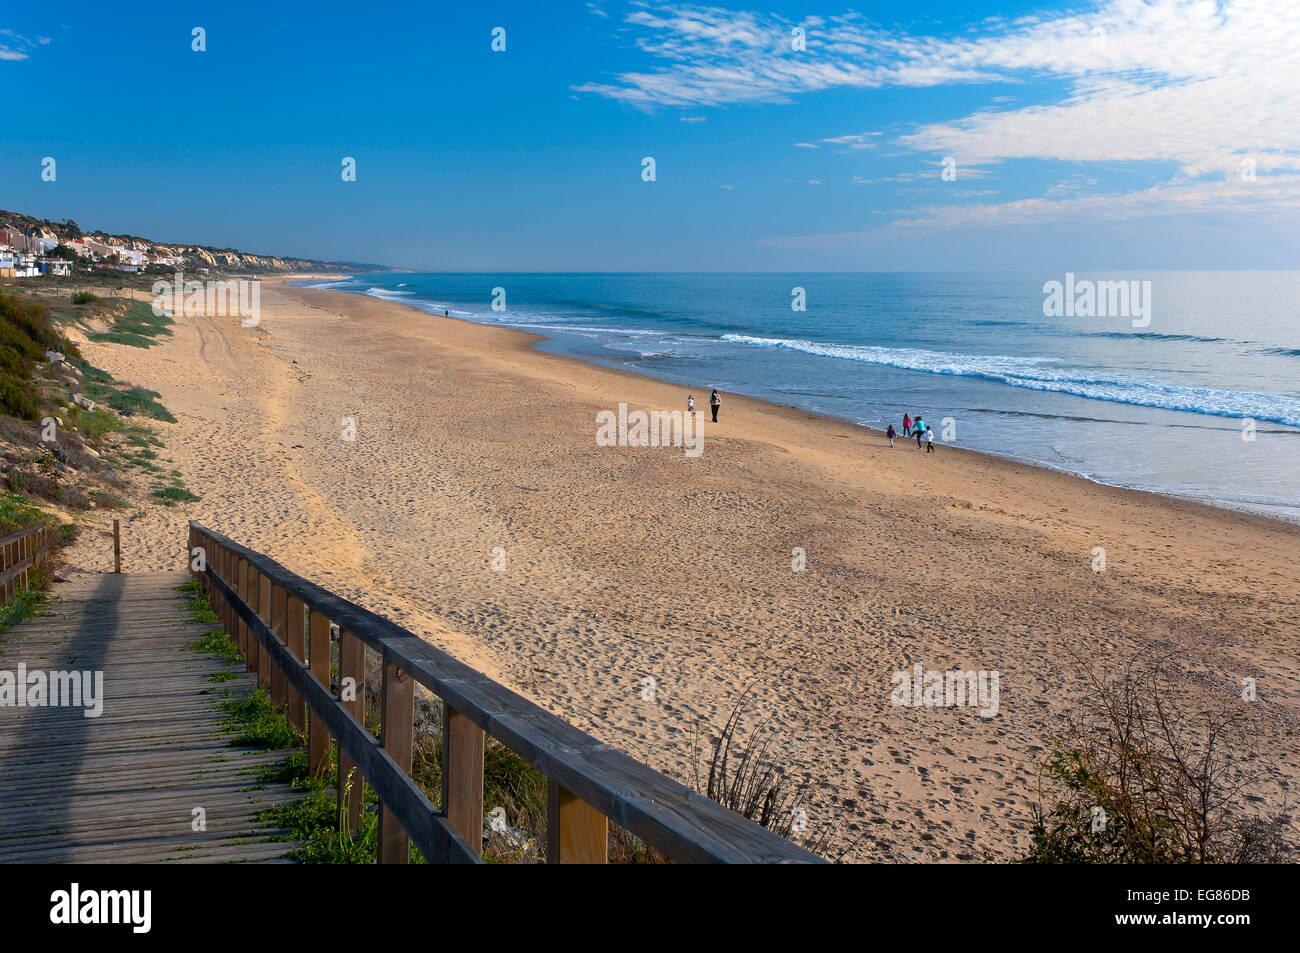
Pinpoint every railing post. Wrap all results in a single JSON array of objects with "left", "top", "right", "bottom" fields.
[
  {"left": 308, "top": 610, "right": 333, "bottom": 779},
  {"left": 113, "top": 518, "right": 121, "bottom": 573},
  {"left": 1, "top": 539, "right": 10, "bottom": 605},
  {"left": 337, "top": 627, "right": 365, "bottom": 832},
  {"left": 235, "top": 555, "right": 249, "bottom": 662},
  {"left": 378, "top": 655, "right": 414, "bottom": 864},
  {"left": 441, "top": 703, "right": 484, "bottom": 857},
  {"left": 286, "top": 596, "right": 307, "bottom": 733},
  {"left": 547, "top": 781, "right": 608, "bottom": 864},
  {"left": 270, "top": 583, "right": 288, "bottom": 713},
  {"left": 212, "top": 543, "right": 225, "bottom": 631},
  {"left": 246, "top": 564, "right": 262, "bottom": 678},
  {"left": 257, "top": 571, "right": 272, "bottom": 693},
  {"left": 223, "top": 547, "right": 235, "bottom": 641}
]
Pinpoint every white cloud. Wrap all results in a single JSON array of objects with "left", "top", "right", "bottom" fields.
[
  {"left": 575, "top": 1, "right": 1300, "bottom": 226},
  {"left": 0, "top": 30, "right": 48, "bottom": 61}
]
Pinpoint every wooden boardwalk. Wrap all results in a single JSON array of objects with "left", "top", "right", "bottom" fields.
[{"left": 0, "top": 572, "right": 300, "bottom": 863}]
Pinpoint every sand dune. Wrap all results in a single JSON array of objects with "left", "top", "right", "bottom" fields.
[{"left": 63, "top": 277, "right": 1300, "bottom": 861}]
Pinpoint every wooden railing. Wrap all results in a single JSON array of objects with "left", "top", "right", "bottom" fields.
[
  {"left": 0, "top": 524, "right": 50, "bottom": 606},
  {"left": 189, "top": 521, "right": 823, "bottom": 864}
]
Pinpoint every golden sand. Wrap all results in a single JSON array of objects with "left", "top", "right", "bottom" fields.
[{"left": 62, "top": 277, "right": 1300, "bottom": 861}]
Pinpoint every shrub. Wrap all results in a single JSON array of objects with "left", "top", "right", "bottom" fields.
[
  {"left": 1024, "top": 648, "right": 1293, "bottom": 863},
  {"left": 71, "top": 292, "right": 98, "bottom": 305}
]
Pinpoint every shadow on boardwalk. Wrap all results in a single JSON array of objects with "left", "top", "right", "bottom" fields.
[{"left": 0, "top": 572, "right": 301, "bottom": 863}]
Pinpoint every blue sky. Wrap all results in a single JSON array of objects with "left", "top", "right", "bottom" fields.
[{"left": 3, "top": 1, "right": 1298, "bottom": 271}]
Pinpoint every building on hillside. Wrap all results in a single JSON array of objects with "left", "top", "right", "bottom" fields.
[
  {"left": 0, "top": 253, "right": 42, "bottom": 278},
  {"left": 40, "top": 258, "right": 72, "bottom": 276},
  {"left": 0, "top": 229, "right": 28, "bottom": 251}
]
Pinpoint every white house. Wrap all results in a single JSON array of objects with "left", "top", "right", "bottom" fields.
[
  {"left": 40, "top": 258, "right": 72, "bottom": 276},
  {"left": 0, "top": 253, "right": 42, "bottom": 278}
]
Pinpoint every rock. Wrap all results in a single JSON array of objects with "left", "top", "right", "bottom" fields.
[
  {"left": 103, "top": 469, "right": 116, "bottom": 481},
  {"left": 73, "top": 394, "right": 97, "bottom": 411},
  {"left": 45, "top": 351, "right": 65, "bottom": 363},
  {"left": 52, "top": 448, "right": 70, "bottom": 464},
  {"left": 81, "top": 446, "right": 100, "bottom": 459}
]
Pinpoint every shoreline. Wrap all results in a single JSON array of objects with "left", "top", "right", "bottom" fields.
[
  {"left": 296, "top": 278, "right": 1300, "bottom": 530},
  {"left": 62, "top": 275, "right": 1300, "bottom": 862}
]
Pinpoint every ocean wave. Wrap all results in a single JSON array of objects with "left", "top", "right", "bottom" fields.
[
  {"left": 510, "top": 323, "right": 667, "bottom": 337},
  {"left": 1081, "top": 331, "right": 1235, "bottom": 344},
  {"left": 720, "top": 334, "right": 1300, "bottom": 427},
  {"left": 298, "top": 278, "right": 355, "bottom": 289},
  {"left": 364, "top": 286, "right": 412, "bottom": 297},
  {"left": 1256, "top": 345, "right": 1300, "bottom": 357}
]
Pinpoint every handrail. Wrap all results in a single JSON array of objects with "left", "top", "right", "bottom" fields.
[
  {"left": 189, "top": 521, "right": 824, "bottom": 864},
  {"left": 0, "top": 524, "right": 50, "bottom": 605}
]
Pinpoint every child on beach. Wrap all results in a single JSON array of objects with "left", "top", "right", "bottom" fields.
[
  {"left": 925, "top": 426, "right": 934, "bottom": 452},
  {"left": 687, "top": 395, "right": 695, "bottom": 418},
  {"left": 710, "top": 389, "right": 720, "bottom": 423},
  {"left": 886, "top": 424, "right": 896, "bottom": 447},
  {"left": 903, "top": 413, "right": 912, "bottom": 437}
]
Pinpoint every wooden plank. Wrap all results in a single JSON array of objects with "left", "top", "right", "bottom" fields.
[
  {"left": 270, "top": 582, "right": 288, "bottom": 713},
  {"left": 257, "top": 570, "right": 271, "bottom": 692},
  {"left": 0, "top": 570, "right": 302, "bottom": 864},
  {"left": 236, "top": 555, "right": 250, "bottom": 660},
  {"left": 547, "top": 780, "right": 608, "bottom": 864},
  {"left": 379, "top": 656, "right": 414, "bottom": 864},
  {"left": 337, "top": 627, "right": 364, "bottom": 831},
  {"left": 441, "top": 703, "right": 484, "bottom": 856},
  {"left": 286, "top": 596, "right": 307, "bottom": 732},
  {"left": 308, "top": 609, "right": 333, "bottom": 779},
  {"left": 246, "top": 562, "right": 261, "bottom": 675}
]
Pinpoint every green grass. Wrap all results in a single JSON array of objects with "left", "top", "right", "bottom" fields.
[
  {"left": 152, "top": 485, "right": 201, "bottom": 506},
  {"left": 65, "top": 355, "right": 175, "bottom": 424},
  {"left": 0, "top": 292, "right": 77, "bottom": 420},
  {"left": 0, "top": 588, "right": 46, "bottom": 635},
  {"left": 86, "top": 299, "right": 173, "bottom": 348},
  {"left": 82, "top": 383, "right": 175, "bottom": 423},
  {"left": 0, "top": 492, "right": 47, "bottom": 537},
  {"left": 221, "top": 691, "right": 303, "bottom": 749}
]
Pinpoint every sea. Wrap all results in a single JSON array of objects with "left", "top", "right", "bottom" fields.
[{"left": 296, "top": 272, "right": 1300, "bottom": 523}]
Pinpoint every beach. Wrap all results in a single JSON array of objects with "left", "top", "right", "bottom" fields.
[{"left": 61, "top": 277, "right": 1300, "bottom": 862}]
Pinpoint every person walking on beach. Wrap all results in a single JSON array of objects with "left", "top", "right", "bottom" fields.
[
  {"left": 687, "top": 394, "right": 695, "bottom": 419},
  {"left": 886, "top": 424, "right": 896, "bottom": 447},
  {"left": 710, "top": 389, "right": 720, "bottom": 423},
  {"left": 925, "top": 426, "right": 935, "bottom": 452},
  {"left": 902, "top": 413, "right": 912, "bottom": 437},
  {"left": 914, "top": 416, "right": 926, "bottom": 448}
]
